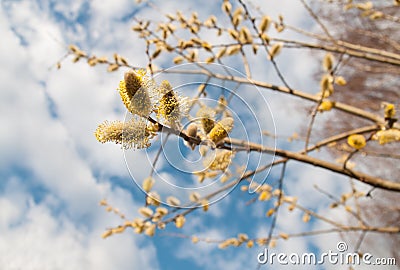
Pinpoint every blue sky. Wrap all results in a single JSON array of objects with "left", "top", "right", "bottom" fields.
[{"left": 1, "top": 0, "right": 395, "bottom": 270}]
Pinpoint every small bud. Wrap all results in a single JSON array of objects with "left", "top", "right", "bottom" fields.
[
  {"left": 279, "top": 233, "right": 289, "bottom": 240},
  {"left": 227, "top": 45, "right": 241, "bottom": 56},
  {"left": 323, "top": 53, "right": 334, "bottom": 71},
  {"left": 186, "top": 123, "right": 198, "bottom": 138},
  {"left": 144, "top": 224, "right": 156, "bottom": 237},
  {"left": 222, "top": 0, "right": 232, "bottom": 14},
  {"left": 384, "top": 103, "right": 396, "bottom": 119},
  {"left": 238, "top": 233, "right": 248, "bottom": 242},
  {"left": 258, "top": 191, "right": 271, "bottom": 201},
  {"left": 192, "top": 236, "right": 199, "bottom": 244},
  {"left": 138, "top": 207, "right": 153, "bottom": 218},
  {"left": 302, "top": 213, "right": 311, "bottom": 223},
  {"left": 201, "top": 199, "right": 209, "bottom": 212},
  {"left": 107, "top": 63, "right": 119, "bottom": 72},
  {"left": 259, "top": 16, "right": 271, "bottom": 33},
  {"left": 102, "top": 230, "right": 113, "bottom": 239},
  {"left": 166, "top": 196, "right": 181, "bottom": 207},
  {"left": 189, "top": 192, "right": 201, "bottom": 202},
  {"left": 142, "top": 177, "right": 155, "bottom": 192},
  {"left": 266, "top": 208, "right": 275, "bottom": 217},
  {"left": 156, "top": 207, "right": 169, "bottom": 216},
  {"left": 216, "top": 47, "right": 227, "bottom": 59},
  {"left": 318, "top": 100, "right": 335, "bottom": 112},
  {"left": 68, "top": 44, "right": 79, "bottom": 53},
  {"left": 175, "top": 215, "right": 186, "bottom": 228},
  {"left": 335, "top": 76, "right": 347, "bottom": 86},
  {"left": 268, "top": 43, "right": 283, "bottom": 60},
  {"left": 247, "top": 240, "right": 254, "bottom": 248}
]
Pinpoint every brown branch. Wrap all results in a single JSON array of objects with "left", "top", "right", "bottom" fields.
[
  {"left": 227, "top": 138, "right": 400, "bottom": 192},
  {"left": 152, "top": 68, "right": 393, "bottom": 127}
]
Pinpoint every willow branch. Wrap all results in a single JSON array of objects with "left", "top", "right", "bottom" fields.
[{"left": 227, "top": 138, "right": 400, "bottom": 192}]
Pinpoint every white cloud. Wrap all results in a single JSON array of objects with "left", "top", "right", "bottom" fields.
[{"left": 0, "top": 181, "right": 158, "bottom": 270}]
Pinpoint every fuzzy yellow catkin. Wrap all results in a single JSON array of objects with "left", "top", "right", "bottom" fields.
[
  {"left": 259, "top": 16, "right": 271, "bottom": 33},
  {"left": 189, "top": 192, "right": 201, "bottom": 202},
  {"left": 119, "top": 70, "right": 153, "bottom": 117},
  {"left": 175, "top": 215, "right": 186, "bottom": 228},
  {"left": 369, "top": 11, "right": 383, "bottom": 20},
  {"left": 279, "top": 233, "right": 289, "bottom": 240},
  {"left": 166, "top": 196, "right": 181, "bottom": 207},
  {"left": 222, "top": 0, "right": 232, "bottom": 14},
  {"left": 320, "top": 74, "right": 334, "bottom": 97},
  {"left": 158, "top": 90, "right": 179, "bottom": 119},
  {"left": 68, "top": 44, "right": 79, "bottom": 53},
  {"left": 318, "top": 100, "right": 334, "bottom": 112},
  {"left": 247, "top": 240, "right": 254, "bottom": 248},
  {"left": 347, "top": 134, "right": 367, "bottom": 150},
  {"left": 102, "top": 230, "right": 113, "bottom": 239},
  {"left": 228, "top": 29, "right": 239, "bottom": 40},
  {"left": 95, "top": 120, "right": 124, "bottom": 144},
  {"left": 205, "top": 57, "right": 215, "bottom": 64},
  {"left": 227, "top": 45, "right": 241, "bottom": 55},
  {"left": 302, "top": 213, "right": 311, "bottom": 223},
  {"left": 252, "top": 44, "right": 258, "bottom": 54},
  {"left": 240, "top": 27, "right": 253, "bottom": 44},
  {"left": 238, "top": 233, "right": 248, "bottom": 242},
  {"left": 202, "top": 199, "right": 209, "bottom": 212},
  {"left": 99, "top": 199, "right": 107, "bottom": 206},
  {"left": 142, "top": 177, "right": 155, "bottom": 192},
  {"left": 208, "top": 117, "right": 234, "bottom": 143},
  {"left": 384, "top": 103, "right": 396, "bottom": 119},
  {"left": 216, "top": 47, "right": 227, "bottom": 59},
  {"left": 156, "top": 207, "right": 168, "bottom": 216},
  {"left": 95, "top": 117, "right": 151, "bottom": 149},
  {"left": 258, "top": 191, "right": 271, "bottom": 201},
  {"left": 323, "top": 53, "right": 334, "bottom": 71},
  {"left": 232, "top": 13, "right": 241, "bottom": 27},
  {"left": 107, "top": 64, "right": 119, "bottom": 72},
  {"left": 335, "top": 76, "right": 347, "bottom": 86},
  {"left": 202, "top": 42, "right": 212, "bottom": 52},
  {"left": 268, "top": 43, "right": 283, "bottom": 60},
  {"left": 266, "top": 208, "right": 275, "bottom": 217},
  {"left": 197, "top": 107, "right": 216, "bottom": 134},
  {"left": 205, "top": 149, "right": 233, "bottom": 171},
  {"left": 192, "top": 236, "right": 199, "bottom": 244},
  {"left": 138, "top": 207, "right": 153, "bottom": 218},
  {"left": 144, "top": 224, "right": 156, "bottom": 237},
  {"left": 373, "top": 129, "right": 400, "bottom": 145},
  {"left": 112, "top": 226, "right": 125, "bottom": 234},
  {"left": 156, "top": 80, "right": 189, "bottom": 129},
  {"left": 356, "top": 1, "right": 373, "bottom": 10},
  {"left": 146, "top": 191, "right": 161, "bottom": 206},
  {"left": 261, "top": 33, "right": 270, "bottom": 44}
]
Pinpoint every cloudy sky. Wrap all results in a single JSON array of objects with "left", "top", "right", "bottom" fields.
[{"left": 1, "top": 0, "right": 396, "bottom": 270}]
